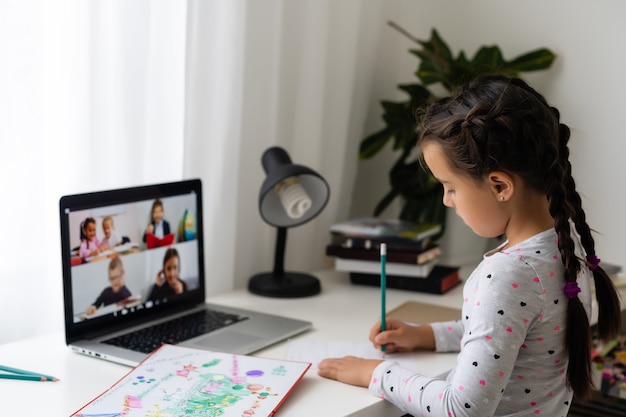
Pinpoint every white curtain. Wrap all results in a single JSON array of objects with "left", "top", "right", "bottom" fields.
[
  {"left": 185, "top": 0, "right": 385, "bottom": 292},
  {"left": 0, "top": 0, "right": 382, "bottom": 344},
  {"left": 1, "top": 0, "right": 188, "bottom": 344}
]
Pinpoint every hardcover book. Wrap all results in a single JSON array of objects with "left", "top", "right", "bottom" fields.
[
  {"left": 334, "top": 256, "right": 439, "bottom": 278},
  {"left": 330, "top": 217, "right": 441, "bottom": 241},
  {"left": 326, "top": 244, "right": 441, "bottom": 265},
  {"left": 349, "top": 265, "right": 460, "bottom": 294},
  {"left": 330, "top": 234, "right": 434, "bottom": 252}
]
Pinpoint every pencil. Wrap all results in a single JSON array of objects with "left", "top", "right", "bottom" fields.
[
  {"left": 0, "top": 364, "right": 59, "bottom": 382},
  {"left": 380, "top": 243, "right": 387, "bottom": 353},
  {"left": 0, "top": 373, "right": 47, "bottom": 382}
]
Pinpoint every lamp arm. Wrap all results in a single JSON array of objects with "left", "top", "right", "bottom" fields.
[{"left": 273, "top": 227, "right": 287, "bottom": 277}]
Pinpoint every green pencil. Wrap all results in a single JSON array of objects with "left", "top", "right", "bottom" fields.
[
  {"left": 0, "top": 373, "right": 47, "bottom": 382},
  {"left": 0, "top": 364, "right": 59, "bottom": 382},
  {"left": 380, "top": 243, "right": 387, "bottom": 353}
]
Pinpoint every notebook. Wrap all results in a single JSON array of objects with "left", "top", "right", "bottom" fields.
[
  {"left": 71, "top": 344, "right": 311, "bottom": 417},
  {"left": 60, "top": 178, "right": 312, "bottom": 367}
]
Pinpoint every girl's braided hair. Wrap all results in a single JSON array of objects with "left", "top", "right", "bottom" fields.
[{"left": 419, "top": 75, "right": 621, "bottom": 400}]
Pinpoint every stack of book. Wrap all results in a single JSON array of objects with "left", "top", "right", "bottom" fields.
[{"left": 327, "top": 217, "right": 460, "bottom": 294}]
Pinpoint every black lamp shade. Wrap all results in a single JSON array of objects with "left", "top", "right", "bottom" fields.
[
  {"left": 248, "top": 146, "right": 330, "bottom": 298},
  {"left": 258, "top": 147, "right": 329, "bottom": 227}
]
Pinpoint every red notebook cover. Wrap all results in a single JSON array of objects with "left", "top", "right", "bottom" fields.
[{"left": 145, "top": 232, "right": 175, "bottom": 249}]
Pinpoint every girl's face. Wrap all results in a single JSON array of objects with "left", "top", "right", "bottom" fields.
[
  {"left": 102, "top": 220, "right": 112, "bottom": 238},
  {"left": 85, "top": 222, "right": 97, "bottom": 240},
  {"left": 163, "top": 256, "right": 180, "bottom": 284},
  {"left": 422, "top": 142, "right": 507, "bottom": 239},
  {"left": 152, "top": 206, "right": 164, "bottom": 223}
]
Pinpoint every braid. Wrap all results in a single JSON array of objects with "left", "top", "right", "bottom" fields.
[
  {"left": 546, "top": 108, "right": 620, "bottom": 400},
  {"left": 547, "top": 137, "right": 594, "bottom": 399},
  {"left": 556, "top": 113, "right": 622, "bottom": 344}
]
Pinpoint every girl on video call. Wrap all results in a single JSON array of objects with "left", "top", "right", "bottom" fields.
[{"left": 147, "top": 247, "right": 188, "bottom": 301}]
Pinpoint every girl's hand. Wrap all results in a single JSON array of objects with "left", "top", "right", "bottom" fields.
[
  {"left": 173, "top": 280, "right": 184, "bottom": 294},
  {"left": 155, "top": 270, "right": 165, "bottom": 286},
  {"left": 369, "top": 318, "right": 435, "bottom": 353},
  {"left": 147, "top": 224, "right": 154, "bottom": 234},
  {"left": 317, "top": 356, "right": 382, "bottom": 387}
]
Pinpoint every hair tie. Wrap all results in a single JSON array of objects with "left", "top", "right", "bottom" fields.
[
  {"left": 563, "top": 281, "right": 581, "bottom": 299},
  {"left": 586, "top": 254, "right": 601, "bottom": 271}
]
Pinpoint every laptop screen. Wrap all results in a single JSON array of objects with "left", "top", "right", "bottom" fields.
[{"left": 60, "top": 179, "right": 205, "bottom": 343}]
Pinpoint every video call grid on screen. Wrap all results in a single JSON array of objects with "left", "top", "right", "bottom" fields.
[{"left": 65, "top": 192, "right": 200, "bottom": 324}]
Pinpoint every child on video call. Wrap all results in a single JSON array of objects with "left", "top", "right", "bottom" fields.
[
  {"left": 100, "top": 215, "right": 122, "bottom": 249},
  {"left": 147, "top": 247, "right": 188, "bottom": 300},
  {"left": 317, "top": 75, "right": 622, "bottom": 416},
  {"left": 85, "top": 257, "right": 132, "bottom": 315},
  {"left": 79, "top": 217, "right": 103, "bottom": 258},
  {"left": 143, "top": 199, "right": 171, "bottom": 242}
]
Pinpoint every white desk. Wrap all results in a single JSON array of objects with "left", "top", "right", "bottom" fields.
[{"left": 0, "top": 269, "right": 465, "bottom": 416}]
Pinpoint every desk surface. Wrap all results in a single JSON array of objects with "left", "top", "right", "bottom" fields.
[{"left": 0, "top": 269, "right": 466, "bottom": 416}]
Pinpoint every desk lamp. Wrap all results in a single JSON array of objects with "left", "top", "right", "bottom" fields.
[{"left": 248, "top": 146, "right": 330, "bottom": 297}]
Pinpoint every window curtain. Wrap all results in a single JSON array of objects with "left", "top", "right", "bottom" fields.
[
  {"left": 0, "top": 0, "right": 188, "bottom": 344},
  {"left": 0, "top": 0, "right": 383, "bottom": 344},
  {"left": 185, "top": 0, "right": 385, "bottom": 292}
]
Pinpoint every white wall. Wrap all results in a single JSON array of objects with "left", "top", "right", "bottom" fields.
[
  {"left": 351, "top": 0, "right": 626, "bottom": 269},
  {"left": 2, "top": 0, "right": 623, "bottom": 346}
]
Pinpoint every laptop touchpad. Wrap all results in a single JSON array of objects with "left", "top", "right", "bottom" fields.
[{"left": 190, "top": 330, "right": 262, "bottom": 352}]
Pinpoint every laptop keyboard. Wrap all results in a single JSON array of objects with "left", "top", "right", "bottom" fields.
[{"left": 103, "top": 309, "right": 248, "bottom": 354}]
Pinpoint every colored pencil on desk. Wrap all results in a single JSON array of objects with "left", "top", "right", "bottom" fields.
[
  {"left": 0, "top": 365, "right": 59, "bottom": 382},
  {"left": 0, "top": 373, "right": 49, "bottom": 382},
  {"left": 380, "top": 243, "right": 387, "bottom": 353}
]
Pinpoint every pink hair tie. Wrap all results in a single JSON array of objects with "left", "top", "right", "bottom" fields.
[
  {"left": 563, "top": 282, "right": 581, "bottom": 299},
  {"left": 586, "top": 254, "right": 601, "bottom": 271}
]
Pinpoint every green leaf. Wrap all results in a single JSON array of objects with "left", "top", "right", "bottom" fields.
[
  {"left": 380, "top": 100, "right": 413, "bottom": 126},
  {"left": 391, "top": 125, "right": 417, "bottom": 153},
  {"left": 417, "top": 29, "right": 454, "bottom": 69},
  {"left": 501, "top": 48, "right": 556, "bottom": 72},
  {"left": 470, "top": 46, "right": 506, "bottom": 71},
  {"left": 359, "top": 127, "right": 394, "bottom": 159},
  {"left": 413, "top": 29, "right": 455, "bottom": 87},
  {"left": 398, "top": 83, "right": 432, "bottom": 109}
]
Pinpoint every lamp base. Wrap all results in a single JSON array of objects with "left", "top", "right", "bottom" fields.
[{"left": 248, "top": 272, "right": 321, "bottom": 298}]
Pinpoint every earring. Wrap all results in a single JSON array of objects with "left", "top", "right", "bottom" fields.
[{"left": 500, "top": 196, "right": 505, "bottom": 201}]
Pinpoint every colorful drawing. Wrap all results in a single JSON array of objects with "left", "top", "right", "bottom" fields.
[{"left": 72, "top": 344, "right": 310, "bottom": 417}]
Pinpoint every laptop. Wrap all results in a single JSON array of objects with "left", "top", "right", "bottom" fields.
[{"left": 60, "top": 178, "right": 312, "bottom": 366}]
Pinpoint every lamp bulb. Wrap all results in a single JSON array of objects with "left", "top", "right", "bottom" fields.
[{"left": 275, "top": 177, "right": 312, "bottom": 219}]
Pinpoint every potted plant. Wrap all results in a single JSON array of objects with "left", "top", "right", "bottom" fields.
[{"left": 360, "top": 22, "right": 556, "bottom": 238}]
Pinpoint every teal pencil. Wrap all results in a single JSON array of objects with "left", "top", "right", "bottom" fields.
[
  {"left": 380, "top": 243, "right": 387, "bottom": 353},
  {"left": 0, "top": 373, "right": 47, "bottom": 382},
  {"left": 0, "top": 364, "right": 59, "bottom": 382}
]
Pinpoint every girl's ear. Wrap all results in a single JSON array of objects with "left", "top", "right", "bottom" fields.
[{"left": 487, "top": 171, "right": 514, "bottom": 202}]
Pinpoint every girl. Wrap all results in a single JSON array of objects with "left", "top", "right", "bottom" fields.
[
  {"left": 143, "top": 199, "right": 171, "bottom": 242},
  {"left": 100, "top": 215, "right": 123, "bottom": 248},
  {"left": 79, "top": 217, "right": 103, "bottom": 258},
  {"left": 318, "top": 75, "right": 622, "bottom": 416},
  {"left": 147, "top": 247, "right": 188, "bottom": 301}
]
